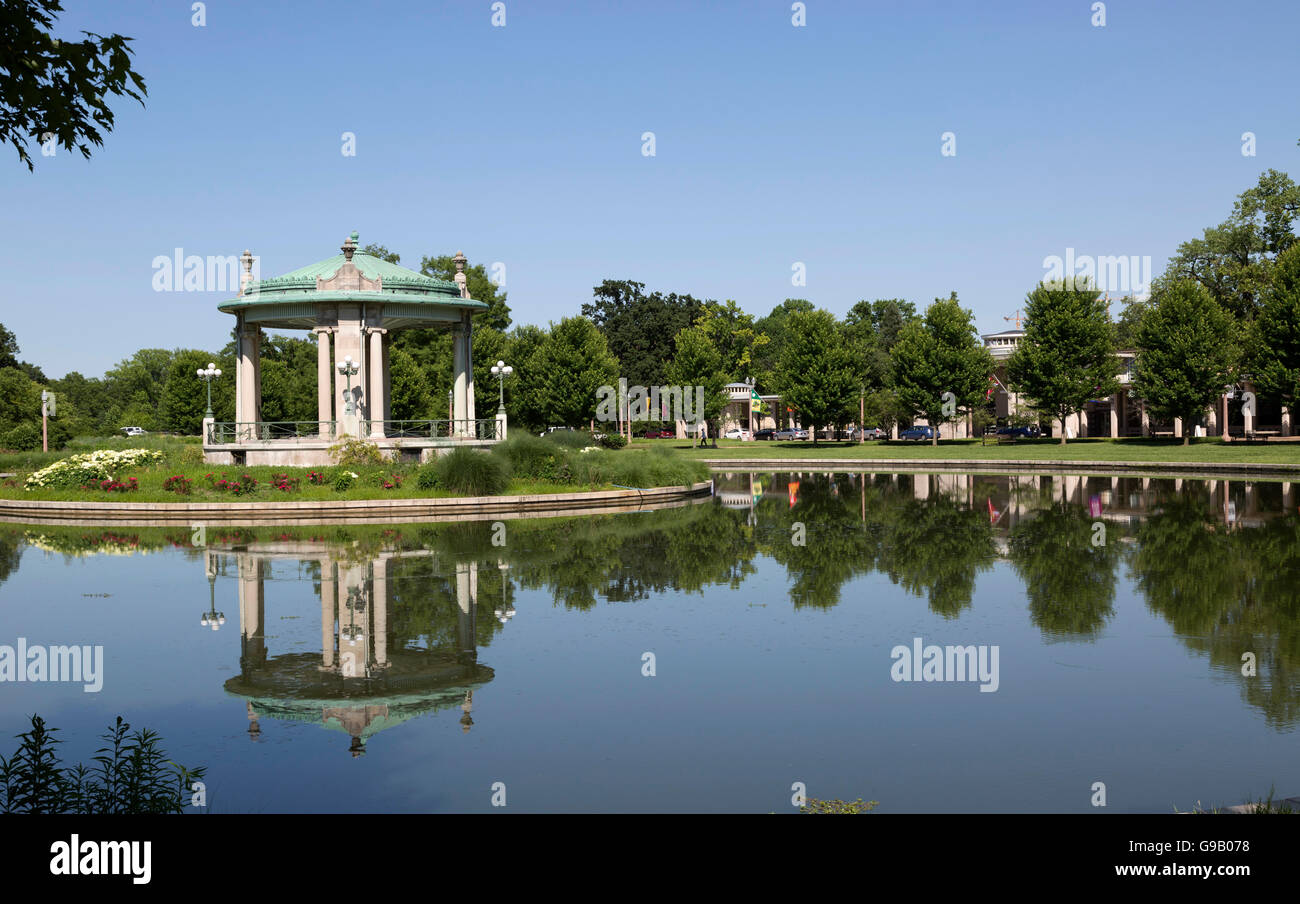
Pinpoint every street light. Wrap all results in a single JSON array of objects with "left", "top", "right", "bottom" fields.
[
  {"left": 493, "top": 560, "right": 515, "bottom": 625},
  {"left": 337, "top": 355, "right": 359, "bottom": 414},
  {"left": 490, "top": 359, "right": 513, "bottom": 412},
  {"left": 200, "top": 570, "right": 225, "bottom": 631},
  {"left": 196, "top": 362, "right": 222, "bottom": 419}
]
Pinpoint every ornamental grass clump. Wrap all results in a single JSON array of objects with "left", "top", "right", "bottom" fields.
[
  {"left": 25, "top": 449, "right": 164, "bottom": 490},
  {"left": 435, "top": 447, "right": 510, "bottom": 496},
  {"left": 494, "top": 434, "right": 570, "bottom": 481}
]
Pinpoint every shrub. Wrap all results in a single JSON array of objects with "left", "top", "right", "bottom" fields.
[
  {"left": 541, "top": 429, "right": 592, "bottom": 450},
  {"left": 598, "top": 433, "right": 628, "bottom": 450},
  {"left": 307, "top": 470, "right": 327, "bottom": 485},
  {"left": 162, "top": 475, "right": 192, "bottom": 494},
  {"left": 330, "top": 437, "right": 384, "bottom": 467},
  {"left": 334, "top": 470, "right": 358, "bottom": 492},
  {"left": 494, "top": 433, "right": 568, "bottom": 480},
  {"left": 415, "top": 462, "right": 440, "bottom": 490},
  {"left": 380, "top": 473, "right": 403, "bottom": 490},
  {"left": 0, "top": 714, "right": 205, "bottom": 814},
  {"left": 270, "top": 473, "right": 300, "bottom": 492},
  {"left": 435, "top": 447, "right": 510, "bottom": 496},
  {"left": 1, "top": 423, "right": 41, "bottom": 451}
]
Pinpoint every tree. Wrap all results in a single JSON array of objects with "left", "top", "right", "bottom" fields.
[
  {"left": 752, "top": 298, "right": 815, "bottom": 392},
  {"left": 388, "top": 347, "right": 434, "bottom": 421},
  {"left": 772, "top": 309, "right": 860, "bottom": 442},
  {"left": 361, "top": 243, "right": 400, "bottom": 264},
  {"left": 583, "top": 280, "right": 703, "bottom": 388},
  {"left": 0, "top": 323, "right": 18, "bottom": 368},
  {"left": 892, "top": 294, "right": 994, "bottom": 445},
  {"left": 1133, "top": 280, "right": 1236, "bottom": 444},
  {"left": 1251, "top": 243, "right": 1300, "bottom": 411},
  {"left": 523, "top": 317, "right": 618, "bottom": 428},
  {"left": 1164, "top": 169, "right": 1300, "bottom": 320},
  {"left": 693, "top": 299, "right": 768, "bottom": 382},
  {"left": 420, "top": 253, "right": 510, "bottom": 331},
  {"left": 505, "top": 324, "right": 548, "bottom": 431},
  {"left": 1007, "top": 281, "right": 1119, "bottom": 444},
  {"left": 1113, "top": 295, "right": 1153, "bottom": 350},
  {"left": 0, "top": 366, "right": 44, "bottom": 448},
  {"left": 1, "top": 0, "right": 146, "bottom": 170},
  {"left": 160, "top": 349, "right": 230, "bottom": 435},
  {"left": 665, "top": 326, "right": 727, "bottom": 444}
]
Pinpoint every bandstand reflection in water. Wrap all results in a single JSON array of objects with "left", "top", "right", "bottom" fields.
[{"left": 206, "top": 541, "right": 496, "bottom": 756}]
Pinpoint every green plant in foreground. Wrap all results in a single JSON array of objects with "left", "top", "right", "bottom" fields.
[
  {"left": 435, "top": 447, "right": 511, "bottom": 496},
  {"left": 800, "top": 797, "right": 879, "bottom": 814},
  {"left": 0, "top": 715, "right": 205, "bottom": 814}
]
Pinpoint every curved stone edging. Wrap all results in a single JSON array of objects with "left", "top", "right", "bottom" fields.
[
  {"left": 0, "top": 481, "right": 715, "bottom": 527},
  {"left": 702, "top": 458, "right": 1300, "bottom": 480}
]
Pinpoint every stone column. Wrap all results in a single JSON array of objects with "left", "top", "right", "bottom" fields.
[
  {"left": 237, "top": 322, "right": 261, "bottom": 437},
  {"left": 1174, "top": 417, "right": 1183, "bottom": 439},
  {"left": 237, "top": 554, "right": 265, "bottom": 668},
  {"left": 315, "top": 328, "right": 333, "bottom": 437},
  {"left": 381, "top": 333, "right": 392, "bottom": 425},
  {"left": 367, "top": 327, "right": 387, "bottom": 438},
  {"left": 372, "top": 557, "right": 388, "bottom": 669},
  {"left": 1283, "top": 406, "right": 1292, "bottom": 438},
  {"left": 1140, "top": 402, "right": 1150, "bottom": 437},
  {"left": 1110, "top": 396, "right": 1119, "bottom": 438},
  {"left": 465, "top": 317, "right": 476, "bottom": 430},
  {"left": 320, "top": 559, "right": 335, "bottom": 669},
  {"left": 1243, "top": 383, "right": 1255, "bottom": 435},
  {"left": 452, "top": 322, "right": 468, "bottom": 436}
]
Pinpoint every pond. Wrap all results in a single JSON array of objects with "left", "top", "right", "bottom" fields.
[{"left": 1, "top": 471, "right": 1296, "bottom": 813}]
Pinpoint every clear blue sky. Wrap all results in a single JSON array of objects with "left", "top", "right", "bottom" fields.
[{"left": 3, "top": 0, "right": 1297, "bottom": 378}]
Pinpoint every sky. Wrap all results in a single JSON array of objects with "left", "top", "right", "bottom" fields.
[{"left": 2, "top": 0, "right": 1298, "bottom": 379}]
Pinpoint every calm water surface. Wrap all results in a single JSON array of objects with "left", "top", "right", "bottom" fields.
[{"left": 1, "top": 471, "right": 1296, "bottom": 812}]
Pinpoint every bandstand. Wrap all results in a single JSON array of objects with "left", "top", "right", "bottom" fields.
[{"left": 204, "top": 232, "right": 504, "bottom": 466}]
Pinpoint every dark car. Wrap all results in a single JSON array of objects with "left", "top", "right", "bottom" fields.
[
  {"left": 754, "top": 428, "right": 776, "bottom": 440},
  {"left": 996, "top": 425, "right": 1041, "bottom": 438},
  {"left": 900, "top": 425, "right": 936, "bottom": 441}
]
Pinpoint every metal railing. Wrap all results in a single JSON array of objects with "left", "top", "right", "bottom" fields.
[
  {"left": 362, "top": 419, "right": 501, "bottom": 440},
  {"left": 207, "top": 421, "right": 336, "bottom": 444}
]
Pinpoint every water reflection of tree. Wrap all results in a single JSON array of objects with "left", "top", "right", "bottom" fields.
[
  {"left": 0, "top": 532, "right": 20, "bottom": 589},
  {"left": 1007, "top": 499, "right": 1120, "bottom": 638},
  {"left": 1130, "top": 493, "right": 1300, "bottom": 728},
  {"left": 875, "top": 489, "right": 996, "bottom": 618}
]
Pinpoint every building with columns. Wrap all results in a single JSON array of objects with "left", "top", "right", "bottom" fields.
[
  {"left": 982, "top": 327, "right": 1293, "bottom": 439},
  {"left": 205, "top": 233, "right": 503, "bottom": 466}
]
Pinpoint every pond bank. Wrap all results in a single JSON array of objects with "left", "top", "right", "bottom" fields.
[
  {"left": 701, "top": 458, "right": 1300, "bottom": 480},
  {"left": 0, "top": 481, "right": 714, "bottom": 527}
]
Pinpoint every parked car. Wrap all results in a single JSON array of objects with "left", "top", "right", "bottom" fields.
[
  {"left": 641, "top": 429, "right": 674, "bottom": 439},
  {"left": 754, "top": 428, "right": 776, "bottom": 440},
  {"left": 859, "top": 427, "right": 887, "bottom": 440},
  {"left": 996, "top": 424, "right": 1041, "bottom": 438},
  {"left": 723, "top": 428, "right": 752, "bottom": 440},
  {"left": 900, "top": 425, "right": 936, "bottom": 441},
  {"left": 539, "top": 426, "right": 580, "bottom": 437},
  {"left": 121, "top": 426, "right": 147, "bottom": 437},
  {"left": 775, "top": 428, "right": 809, "bottom": 440}
]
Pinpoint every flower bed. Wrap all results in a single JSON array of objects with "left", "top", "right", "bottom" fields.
[
  {"left": 25, "top": 449, "right": 164, "bottom": 490},
  {"left": 81, "top": 477, "right": 139, "bottom": 493}
]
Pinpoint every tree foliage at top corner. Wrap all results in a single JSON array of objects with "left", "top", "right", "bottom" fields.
[{"left": 0, "top": 0, "right": 148, "bottom": 170}]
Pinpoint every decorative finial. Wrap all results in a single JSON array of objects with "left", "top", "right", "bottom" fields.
[
  {"left": 342, "top": 233, "right": 357, "bottom": 262},
  {"left": 239, "top": 249, "right": 255, "bottom": 295},
  {"left": 453, "top": 250, "right": 468, "bottom": 297}
]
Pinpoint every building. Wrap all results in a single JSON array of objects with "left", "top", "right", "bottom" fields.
[{"left": 204, "top": 233, "right": 504, "bottom": 466}]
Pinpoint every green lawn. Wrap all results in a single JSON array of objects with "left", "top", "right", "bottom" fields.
[{"left": 633, "top": 436, "right": 1300, "bottom": 464}]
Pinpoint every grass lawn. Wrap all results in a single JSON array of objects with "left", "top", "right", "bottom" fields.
[
  {"left": 0, "top": 434, "right": 705, "bottom": 503},
  {"left": 633, "top": 436, "right": 1300, "bottom": 464}
]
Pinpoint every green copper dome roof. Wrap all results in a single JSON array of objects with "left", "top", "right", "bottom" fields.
[{"left": 219, "top": 233, "right": 486, "bottom": 317}]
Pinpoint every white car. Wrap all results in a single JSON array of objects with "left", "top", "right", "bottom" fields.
[
  {"left": 122, "top": 427, "right": 147, "bottom": 437},
  {"left": 723, "top": 428, "right": 752, "bottom": 440}
]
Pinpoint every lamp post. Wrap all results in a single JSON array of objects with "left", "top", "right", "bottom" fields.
[
  {"left": 336, "top": 355, "right": 359, "bottom": 414},
  {"left": 490, "top": 360, "right": 513, "bottom": 412},
  {"left": 200, "top": 569, "right": 225, "bottom": 632},
  {"left": 196, "top": 362, "right": 222, "bottom": 419},
  {"left": 493, "top": 560, "right": 515, "bottom": 625}
]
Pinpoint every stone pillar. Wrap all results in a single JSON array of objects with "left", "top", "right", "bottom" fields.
[
  {"left": 367, "top": 327, "right": 387, "bottom": 438},
  {"left": 1140, "top": 402, "right": 1150, "bottom": 437},
  {"left": 381, "top": 333, "right": 392, "bottom": 425},
  {"left": 372, "top": 557, "right": 388, "bottom": 669},
  {"left": 1283, "top": 406, "right": 1292, "bottom": 438},
  {"left": 456, "top": 561, "right": 478, "bottom": 664},
  {"left": 1110, "top": 396, "right": 1119, "bottom": 438},
  {"left": 1243, "top": 384, "right": 1255, "bottom": 435},
  {"left": 237, "top": 554, "right": 265, "bottom": 668},
  {"left": 452, "top": 322, "right": 469, "bottom": 437},
  {"left": 320, "top": 559, "right": 335, "bottom": 669},
  {"left": 1174, "top": 417, "right": 1183, "bottom": 439},
  {"left": 237, "top": 323, "right": 261, "bottom": 438},
  {"left": 315, "top": 328, "right": 333, "bottom": 436},
  {"left": 465, "top": 318, "right": 476, "bottom": 430}
]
